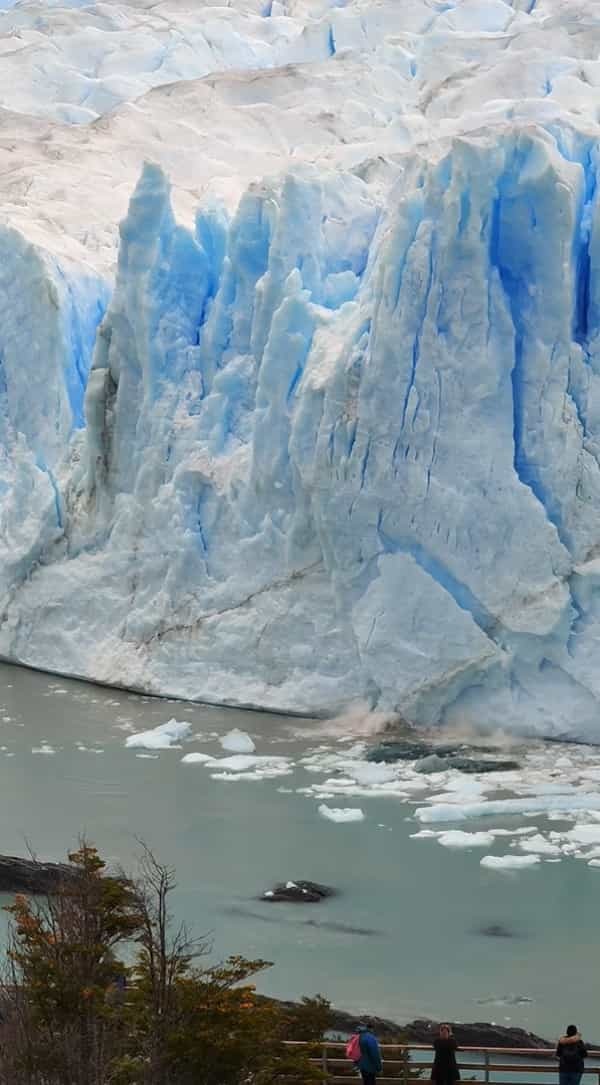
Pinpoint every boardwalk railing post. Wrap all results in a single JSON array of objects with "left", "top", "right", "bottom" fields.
[
  {"left": 403, "top": 1047, "right": 409, "bottom": 1085},
  {"left": 322, "top": 1042, "right": 328, "bottom": 1080},
  {"left": 484, "top": 1051, "right": 490, "bottom": 1084}
]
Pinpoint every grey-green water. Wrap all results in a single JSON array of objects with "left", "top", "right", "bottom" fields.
[{"left": 0, "top": 661, "right": 597, "bottom": 1041}]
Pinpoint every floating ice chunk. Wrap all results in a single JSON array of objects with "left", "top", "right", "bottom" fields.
[
  {"left": 410, "top": 829, "right": 441, "bottom": 839},
  {"left": 318, "top": 804, "right": 365, "bottom": 823},
  {"left": 588, "top": 859, "right": 600, "bottom": 868},
  {"left": 349, "top": 762, "right": 398, "bottom": 785},
  {"left": 563, "top": 824, "right": 600, "bottom": 845},
  {"left": 518, "top": 834, "right": 562, "bottom": 857},
  {"left": 181, "top": 752, "right": 217, "bottom": 764},
  {"left": 480, "top": 855, "right": 540, "bottom": 871},
  {"left": 438, "top": 830, "right": 496, "bottom": 849},
  {"left": 208, "top": 753, "right": 292, "bottom": 780},
  {"left": 125, "top": 719, "right": 192, "bottom": 750},
  {"left": 211, "top": 768, "right": 293, "bottom": 781},
  {"left": 212, "top": 754, "right": 289, "bottom": 772},
  {"left": 416, "top": 795, "right": 600, "bottom": 823},
  {"left": 220, "top": 729, "right": 256, "bottom": 753},
  {"left": 32, "top": 743, "right": 56, "bottom": 755}
]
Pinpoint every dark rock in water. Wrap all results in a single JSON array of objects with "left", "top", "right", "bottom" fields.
[
  {"left": 261, "top": 880, "right": 335, "bottom": 903},
  {"left": 304, "top": 919, "right": 379, "bottom": 936},
  {"left": 369, "top": 741, "right": 519, "bottom": 774},
  {"left": 448, "top": 757, "right": 520, "bottom": 774},
  {"left": 367, "top": 740, "right": 432, "bottom": 763},
  {"left": 476, "top": 923, "right": 518, "bottom": 939},
  {"left": 226, "top": 905, "right": 375, "bottom": 936},
  {"left": 0, "top": 854, "right": 74, "bottom": 894}
]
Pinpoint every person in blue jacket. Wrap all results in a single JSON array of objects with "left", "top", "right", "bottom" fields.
[{"left": 356, "top": 1020, "right": 383, "bottom": 1085}]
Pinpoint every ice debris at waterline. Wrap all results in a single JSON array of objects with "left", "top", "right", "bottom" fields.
[
  {"left": 220, "top": 730, "right": 256, "bottom": 754},
  {"left": 5, "top": 1, "right": 600, "bottom": 734},
  {"left": 125, "top": 719, "right": 192, "bottom": 750}
]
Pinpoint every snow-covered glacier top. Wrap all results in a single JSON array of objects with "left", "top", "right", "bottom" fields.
[{"left": 2, "top": 0, "right": 600, "bottom": 737}]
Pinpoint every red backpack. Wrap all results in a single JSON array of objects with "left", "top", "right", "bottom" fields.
[{"left": 346, "top": 1034, "right": 361, "bottom": 1062}]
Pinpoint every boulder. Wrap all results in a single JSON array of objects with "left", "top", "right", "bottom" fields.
[
  {"left": 261, "top": 880, "right": 335, "bottom": 903},
  {"left": 370, "top": 742, "right": 519, "bottom": 774},
  {"left": 448, "top": 756, "right": 520, "bottom": 774}
]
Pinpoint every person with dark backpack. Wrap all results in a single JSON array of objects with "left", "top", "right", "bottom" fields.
[{"left": 556, "top": 1025, "right": 588, "bottom": 1085}]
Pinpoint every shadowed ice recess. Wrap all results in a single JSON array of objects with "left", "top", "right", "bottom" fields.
[{"left": 3, "top": 0, "right": 600, "bottom": 737}]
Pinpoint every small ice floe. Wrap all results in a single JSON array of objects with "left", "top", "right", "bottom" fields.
[
  {"left": 318, "top": 803, "right": 365, "bottom": 823},
  {"left": 437, "top": 830, "right": 496, "bottom": 848},
  {"left": 517, "top": 833, "right": 562, "bottom": 857},
  {"left": 416, "top": 794, "right": 600, "bottom": 823},
  {"left": 125, "top": 719, "right": 192, "bottom": 750},
  {"left": 212, "top": 763, "right": 292, "bottom": 782},
  {"left": 480, "top": 854, "right": 540, "bottom": 871},
  {"left": 181, "top": 752, "right": 216, "bottom": 764},
  {"left": 562, "top": 824, "right": 600, "bottom": 846},
  {"left": 210, "top": 754, "right": 292, "bottom": 780},
  {"left": 32, "top": 743, "right": 56, "bottom": 755},
  {"left": 219, "top": 728, "right": 256, "bottom": 753}
]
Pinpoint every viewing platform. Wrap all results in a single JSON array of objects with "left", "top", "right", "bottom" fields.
[{"left": 282, "top": 1042, "right": 600, "bottom": 1084}]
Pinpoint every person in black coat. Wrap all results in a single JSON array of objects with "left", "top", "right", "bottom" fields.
[
  {"left": 431, "top": 1024, "right": 460, "bottom": 1085},
  {"left": 556, "top": 1025, "right": 588, "bottom": 1085}
]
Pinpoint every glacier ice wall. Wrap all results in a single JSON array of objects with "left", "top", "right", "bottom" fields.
[
  {"left": 5, "top": 0, "right": 600, "bottom": 735},
  {"left": 4, "top": 127, "right": 600, "bottom": 737}
]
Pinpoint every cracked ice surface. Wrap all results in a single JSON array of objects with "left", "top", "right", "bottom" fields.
[{"left": 4, "top": 1, "right": 600, "bottom": 731}]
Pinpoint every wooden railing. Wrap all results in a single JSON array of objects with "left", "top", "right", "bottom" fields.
[{"left": 282, "top": 1042, "right": 600, "bottom": 1085}]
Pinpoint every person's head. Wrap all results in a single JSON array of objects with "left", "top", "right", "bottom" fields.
[
  {"left": 364, "top": 1020, "right": 375, "bottom": 1034},
  {"left": 566, "top": 1026, "right": 578, "bottom": 1037},
  {"left": 440, "top": 1024, "right": 452, "bottom": 1039}
]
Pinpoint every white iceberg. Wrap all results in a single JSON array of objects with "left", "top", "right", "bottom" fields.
[
  {"left": 416, "top": 795, "right": 600, "bottom": 824},
  {"left": 437, "top": 830, "right": 496, "bottom": 849},
  {"left": 219, "top": 729, "right": 256, "bottom": 754},
  {"left": 480, "top": 855, "right": 541, "bottom": 872},
  {"left": 318, "top": 804, "right": 365, "bottom": 824},
  {"left": 125, "top": 719, "right": 192, "bottom": 750}
]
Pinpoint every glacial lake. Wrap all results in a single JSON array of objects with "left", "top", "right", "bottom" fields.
[{"left": 0, "top": 660, "right": 598, "bottom": 1042}]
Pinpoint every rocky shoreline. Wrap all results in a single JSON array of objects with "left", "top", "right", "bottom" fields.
[{"left": 269, "top": 999, "right": 580, "bottom": 1048}]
